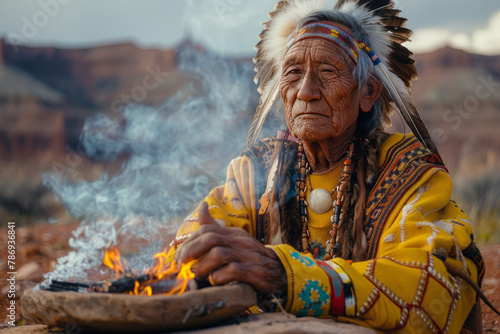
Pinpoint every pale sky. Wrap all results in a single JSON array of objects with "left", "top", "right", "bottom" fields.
[{"left": 0, "top": 0, "right": 499, "bottom": 56}]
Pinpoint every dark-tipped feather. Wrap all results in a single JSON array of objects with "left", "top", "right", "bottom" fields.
[
  {"left": 379, "top": 16, "right": 407, "bottom": 28},
  {"left": 335, "top": 0, "right": 393, "bottom": 11},
  {"left": 376, "top": 64, "right": 439, "bottom": 155},
  {"left": 334, "top": 0, "right": 439, "bottom": 154}
]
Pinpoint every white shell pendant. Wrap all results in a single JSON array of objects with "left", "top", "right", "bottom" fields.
[{"left": 307, "top": 188, "right": 333, "bottom": 214}]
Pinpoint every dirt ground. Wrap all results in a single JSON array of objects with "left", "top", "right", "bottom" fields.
[{"left": 0, "top": 222, "right": 499, "bottom": 332}]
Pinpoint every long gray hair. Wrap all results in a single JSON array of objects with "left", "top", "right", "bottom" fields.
[{"left": 268, "top": 11, "right": 390, "bottom": 261}]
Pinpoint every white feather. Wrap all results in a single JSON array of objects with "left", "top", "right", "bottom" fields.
[{"left": 261, "top": 0, "right": 328, "bottom": 71}]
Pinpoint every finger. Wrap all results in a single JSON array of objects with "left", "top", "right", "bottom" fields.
[
  {"left": 189, "top": 232, "right": 262, "bottom": 277},
  {"left": 209, "top": 262, "right": 241, "bottom": 287},
  {"left": 192, "top": 246, "right": 232, "bottom": 279},
  {"left": 173, "top": 225, "right": 227, "bottom": 263},
  {"left": 197, "top": 201, "right": 216, "bottom": 226},
  {"left": 176, "top": 229, "right": 228, "bottom": 264},
  {"left": 180, "top": 227, "right": 258, "bottom": 263},
  {"left": 175, "top": 225, "right": 248, "bottom": 264},
  {"left": 208, "top": 249, "right": 286, "bottom": 294},
  {"left": 173, "top": 202, "right": 216, "bottom": 263},
  {"left": 190, "top": 236, "right": 256, "bottom": 279},
  {"left": 210, "top": 262, "right": 284, "bottom": 294}
]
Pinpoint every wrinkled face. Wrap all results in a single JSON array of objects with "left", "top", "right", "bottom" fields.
[{"left": 280, "top": 38, "right": 362, "bottom": 142}]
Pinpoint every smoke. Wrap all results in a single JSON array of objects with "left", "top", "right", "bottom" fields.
[{"left": 42, "top": 43, "right": 260, "bottom": 282}]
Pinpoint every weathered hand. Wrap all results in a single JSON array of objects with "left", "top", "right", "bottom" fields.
[{"left": 175, "top": 201, "right": 286, "bottom": 295}]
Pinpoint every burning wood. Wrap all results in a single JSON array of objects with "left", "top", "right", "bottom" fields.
[
  {"left": 25, "top": 240, "right": 258, "bottom": 332},
  {"left": 41, "top": 246, "right": 199, "bottom": 296},
  {"left": 22, "top": 283, "right": 258, "bottom": 332}
]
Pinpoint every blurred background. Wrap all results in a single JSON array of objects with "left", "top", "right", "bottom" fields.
[
  {"left": 0, "top": 0, "right": 499, "bottom": 328},
  {"left": 0, "top": 0, "right": 499, "bottom": 241},
  {"left": 0, "top": 0, "right": 498, "bottom": 238}
]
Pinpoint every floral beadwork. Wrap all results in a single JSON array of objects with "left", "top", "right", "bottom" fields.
[{"left": 298, "top": 279, "right": 329, "bottom": 317}]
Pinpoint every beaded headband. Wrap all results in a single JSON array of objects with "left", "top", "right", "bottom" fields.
[{"left": 286, "top": 21, "right": 380, "bottom": 66}]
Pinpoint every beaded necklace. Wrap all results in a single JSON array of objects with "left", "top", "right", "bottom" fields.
[{"left": 297, "top": 141, "right": 355, "bottom": 260}]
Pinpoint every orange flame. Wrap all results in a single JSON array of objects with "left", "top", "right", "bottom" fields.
[
  {"left": 103, "top": 246, "right": 195, "bottom": 296},
  {"left": 102, "top": 246, "right": 128, "bottom": 278}
]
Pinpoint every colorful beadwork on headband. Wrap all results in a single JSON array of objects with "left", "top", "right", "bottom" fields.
[
  {"left": 287, "top": 21, "right": 381, "bottom": 66},
  {"left": 287, "top": 22, "right": 360, "bottom": 64},
  {"left": 356, "top": 40, "right": 381, "bottom": 66}
]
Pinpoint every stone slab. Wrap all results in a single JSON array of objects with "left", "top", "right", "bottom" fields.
[
  {"left": 172, "top": 313, "right": 377, "bottom": 334},
  {"left": 3, "top": 314, "right": 377, "bottom": 334}
]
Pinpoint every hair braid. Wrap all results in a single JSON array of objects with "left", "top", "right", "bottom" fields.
[{"left": 338, "top": 127, "right": 389, "bottom": 261}]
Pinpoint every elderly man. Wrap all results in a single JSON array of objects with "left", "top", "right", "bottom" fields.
[{"left": 166, "top": 0, "right": 484, "bottom": 332}]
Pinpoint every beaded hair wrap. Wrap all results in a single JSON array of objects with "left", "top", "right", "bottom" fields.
[
  {"left": 324, "top": 143, "right": 354, "bottom": 260},
  {"left": 297, "top": 141, "right": 309, "bottom": 252}
]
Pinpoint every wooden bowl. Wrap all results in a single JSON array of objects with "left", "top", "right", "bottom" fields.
[{"left": 21, "top": 283, "right": 257, "bottom": 333}]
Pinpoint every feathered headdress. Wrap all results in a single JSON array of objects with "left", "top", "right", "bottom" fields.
[{"left": 246, "top": 0, "right": 440, "bottom": 156}]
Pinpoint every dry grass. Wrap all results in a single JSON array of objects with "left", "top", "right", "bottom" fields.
[{"left": 452, "top": 141, "right": 500, "bottom": 245}]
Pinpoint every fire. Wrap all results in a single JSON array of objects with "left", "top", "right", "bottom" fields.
[
  {"left": 102, "top": 246, "right": 196, "bottom": 296},
  {"left": 102, "top": 246, "right": 129, "bottom": 278}
]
